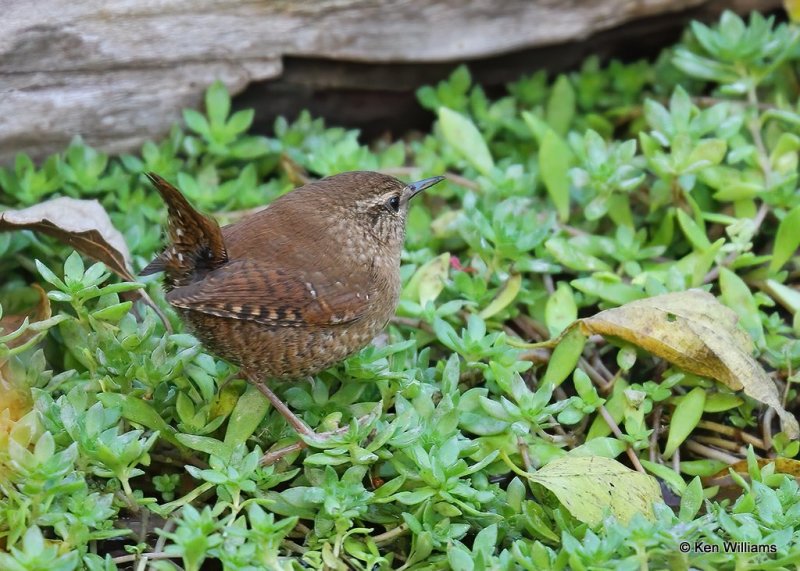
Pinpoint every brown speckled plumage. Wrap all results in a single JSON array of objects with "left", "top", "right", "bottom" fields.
[{"left": 142, "top": 171, "right": 444, "bottom": 383}]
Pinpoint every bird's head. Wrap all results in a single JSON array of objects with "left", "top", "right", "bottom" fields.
[{"left": 297, "top": 171, "right": 445, "bottom": 253}]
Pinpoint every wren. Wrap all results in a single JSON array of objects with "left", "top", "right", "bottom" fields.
[{"left": 142, "top": 171, "right": 444, "bottom": 457}]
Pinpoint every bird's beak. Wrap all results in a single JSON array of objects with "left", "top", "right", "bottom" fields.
[{"left": 406, "top": 175, "right": 445, "bottom": 198}]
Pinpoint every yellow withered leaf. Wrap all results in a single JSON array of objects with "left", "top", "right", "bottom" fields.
[
  {"left": 786, "top": 0, "right": 800, "bottom": 23},
  {"left": 716, "top": 457, "right": 800, "bottom": 479},
  {"left": 578, "top": 289, "right": 799, "bottom": 439},
  {"left": 527, "top": 455, "right": 661, "bottom": 526}
]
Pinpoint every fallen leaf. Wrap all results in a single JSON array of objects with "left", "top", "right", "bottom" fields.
[
  {"left": 579, "top": 290, "right": 799, "bottom": 438},
  {"left": 279, "top": 154, "right": 312, "bottom": 187},
  {"left": 0, "top": 197, "right": 172, "bottom": 331},
  {"left": 527, "top": 455, "right": 661, "bottom": 525},
  {"left": 786, "top": 0, "right": 800, "bottom": 23},
  {"left": 703, "top": 457, "right": 800, "bottom": 502},
  {"left": 709, "top": 457, "right": 800, "bottom": 481},
  {"left": 0, "top": 197, "right": 133, "bottom": 281}
]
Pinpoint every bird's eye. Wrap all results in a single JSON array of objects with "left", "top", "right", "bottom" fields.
[{"left": 387, "top": 195, "right": 400, "bottom": 212}]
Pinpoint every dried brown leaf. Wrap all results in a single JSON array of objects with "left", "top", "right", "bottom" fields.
[
  {"left": 579, "top": 289, "right": 799, "bottom": 439},
  {"left": 714, "top": 457, "right": 800, "bottom": 479},
  {"left": 0, "top": 197, "right": 172, "bottom": 331},
  {"left": 703, "top": 458, "right": 800, "bottom": 499},
  {"left": 0, "top": 197, "right": 134, "bottom": 281}
]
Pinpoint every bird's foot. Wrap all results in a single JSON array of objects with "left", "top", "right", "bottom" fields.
[
  {"left": 252, "top": 380, "right": 316, "bottom": 437},
  {"left": 259, "top": 410, "right": 380, "bottom": 466},
  {"left": 250, "top": 377, "right": 379, "bottom": 465}
]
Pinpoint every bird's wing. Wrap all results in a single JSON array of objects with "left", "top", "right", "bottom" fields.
[
  {"left": 165, "top": 259, "right": 369, "bottom": 327},
  {"left": 140, "top": 173, "right": 227, "bottom": 280}
]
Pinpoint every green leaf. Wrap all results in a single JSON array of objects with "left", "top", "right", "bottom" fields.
[
  {"left": 226, "top": 109, "right": 254, "bottom": 136},
  {"left": 63, "top": 251, "right": 85, "bottom": 283},
  {"left": 175, "top": 434, "right": 232, "bottom": 461},
  {"left": 676, "top": 208, "right": 711, "bottom": 250},
  {"left": 230, "top": 136, "right": 272, "bottom": 160},
  {"left": 679, "top": 459, "right": 729, "bottom": 477},
  {"left": 571, "top": 277, "right": 647, "bottom": 306},
  {"left": 545, "top": 237, "right": 611, "bottom": 272},
  {"left": 223, "top": 384, "right": 270, "bottom": 448},
  {"left": 573, "top": 369, "right": 596, "bottom": 402},
  {"left": 644, "top": 99, "right": 672, "bottom": 135},
  {"left": 678, "top": 476, "right": 704, "bottom": 522},
  {"left": 402, "top": 253, "right": 450, "bottom": 307},
  {"left": 769, "top": 132, "right": 800, "bottom": 175},
  {"left": 97, "top": 393, "right": 177, "bottom": 446},
  {"left": 719, "top": 268, "right": 764, "bottom": 347},
  {"left": 438, "top": 107, "right": 494, "bottom": 175},
  {"left": 448, "top": 546, "right": 475, "bottom": 571},
  {"left": 686, "top": 139, "right": 727, "bottom": 170},
  {"left": 546, "top": 75, "right": 575, "bottom": 135},
  {"left": 522, "top": 111, "right": 549, "bottom": 144},
  {"left": 570, "top": 437, "right": 627, "bottom": 458},
  {"left": 90, "top": 301, "right": 132, "bottom": 322},
  {"left": 770, "top": 205, "right": 800, "bottom": 272},
  {"left": 183, "top": 109, "right": 211, "bottom": 138},
  {"left": 395, "top": 489, "right": 436, "bottom": 505},
  {"left": 664, "top": 387, "right": 706, "bottom": 458},
  {"left": 539, "top": 129, "right": 572, "bottom": 222},
  {"left": 639, "top": 459, "right": 686, "bottom": 494},
  {"left": 35, "top": 260, "right": 67, "bottom": 290},
  {"left": 542, "top": 326, "right": 586, "bottom": 386},
  {"left": 473, "top": 524, "right": 497, "bottom": 554},
  {"left": 672, "top": 49, "right": 738, "bottom": 84},
  {"left": 669, "top": 86, "right": 693, "bottom": 130},
  {"left": 478, "top": 273, "right": 521, "bottom": 319},
  {"left": 765, "top": 279, "right": 800, "bottom": 314},
  {"left": 545, "top": 282, "right": 577, "bottom": 337},
  {"left": 703, "top": 392, "right": 743, "bottom": 412},
  {"left": 206, "top": 80, "right": 231, "bottom": 127}
]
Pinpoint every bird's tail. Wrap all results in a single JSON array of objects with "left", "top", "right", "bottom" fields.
[{"left": 140, "top": 173, "right": 227, "bottom": 288}]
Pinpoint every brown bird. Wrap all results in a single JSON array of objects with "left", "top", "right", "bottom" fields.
[{"left": 142, "top": 171, "right": 444, "bottom": 457}]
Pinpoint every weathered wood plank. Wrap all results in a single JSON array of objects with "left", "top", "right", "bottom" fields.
[{"left": 0, "top": 0, "right": 780, "bottom": 163}]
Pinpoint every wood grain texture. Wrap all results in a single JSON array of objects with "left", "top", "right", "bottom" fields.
[{"left": 0, "top": 0, "right": 780, "bottom": 163}]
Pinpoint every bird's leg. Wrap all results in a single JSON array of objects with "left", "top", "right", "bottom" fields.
[
  {"left": 258, "top": 419, "right": 373, "bottom": 466},
  {"left": 250, "top": 379, "right": 316, "bottom": 437},
  {"left": 248, "top": 373, "right": 379, "bottom": 466},
  {"left": 259, "top": 441, "right": 307, "bottom": 466}
]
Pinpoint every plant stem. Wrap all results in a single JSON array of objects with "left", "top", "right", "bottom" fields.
[{"left": 598, "top": 405, "right": 645, "bottom": 473}]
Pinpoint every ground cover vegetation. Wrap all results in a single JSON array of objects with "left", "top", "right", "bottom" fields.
[{"left": 1, "top": 9, "right": 800, "bottom": 571}]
